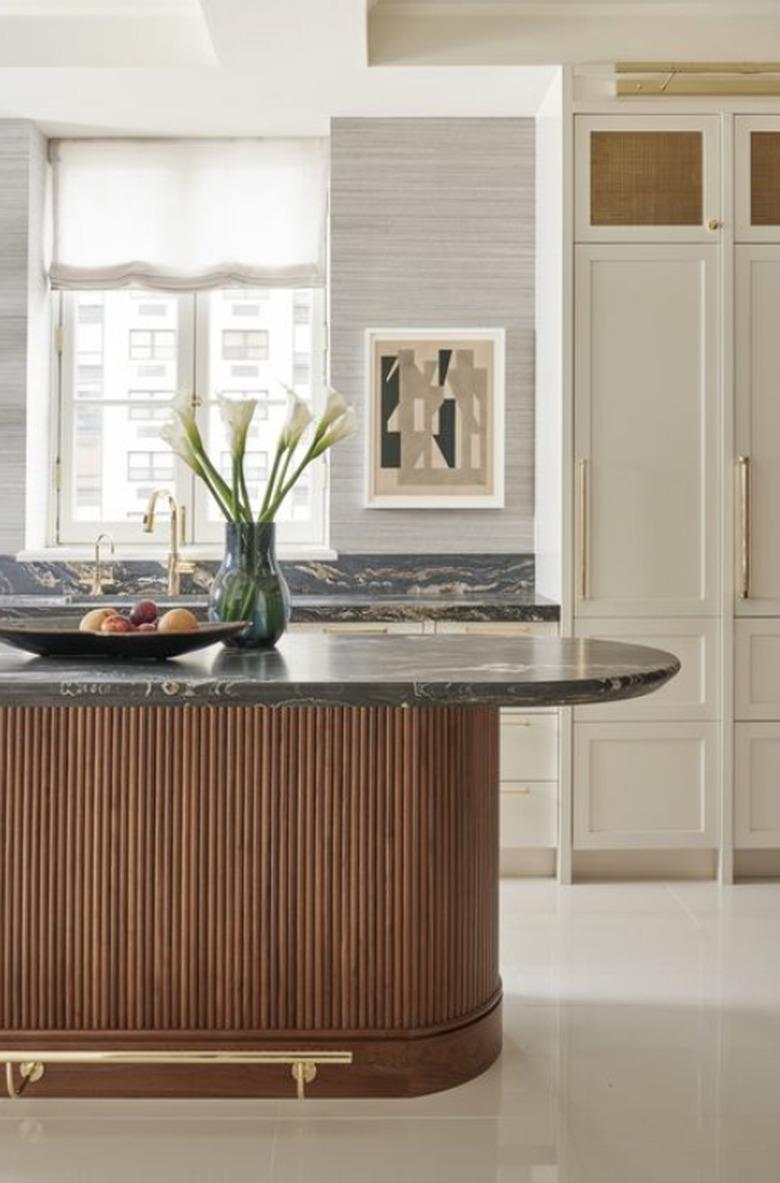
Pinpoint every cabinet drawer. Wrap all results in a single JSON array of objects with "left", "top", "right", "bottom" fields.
[
  {"left": 736, "top": 620, "right": 780, "bottom": 720},
  {"left": 573, "top": 722, "right": 719, "bottom": 849},
  {"left": 574, "top": 618, "right": 719, "bottom": 721},
  {"left": 500, "top": 712, "right": 558, "bottom": 781},
  {"left": 735, "top": 723, "right": 780, "bottom": 847},
  {"left": 500, "top": 783, "right": 558, "bottom": 849},
  {"left": 433, "top": 621, "right": 558, "bottom": 637},
  {"left": 288, "top": 622, "right": 424, "bottom": 635}
]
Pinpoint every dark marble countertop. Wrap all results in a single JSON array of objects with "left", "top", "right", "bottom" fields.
[
  {"left": 0, "top": 634, "right": 679, "bottom": 709},
  {"left": 0, "top": 591, "right": 559, "bottom": 624}
]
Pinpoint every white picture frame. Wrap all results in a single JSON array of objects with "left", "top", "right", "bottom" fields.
[{"left": 363, "top": 327, "right": 506, "bottom": 509}]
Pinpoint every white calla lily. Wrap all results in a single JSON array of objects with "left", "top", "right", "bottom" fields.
[
  {"left": 317, "top": 389, "right": 350, "bottom": 432},
  {"left": 318, "top": 404, "right": 357, "bottom": 450},
  {"left": 219, "top": 395, "right": 257, "bottom": 458},
  {"left": 160, "top": 417, "right": 198, "bottom": 468},
  {"left": 280, "top": 391, "right": 313, "bottom": 449}
]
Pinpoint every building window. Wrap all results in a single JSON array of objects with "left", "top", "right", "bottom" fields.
[
  {"left": 221, "top": 329, "right": 269, "bottom": 361},
  {"left": 129, "top": 329, "right": 176, "bottom": 361},
  {"left": 55, "top": 288, "right": 326, "bottom": 546}
]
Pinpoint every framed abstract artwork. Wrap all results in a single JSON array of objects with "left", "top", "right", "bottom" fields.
[{"left": 364, "top": 328, "right": 505, "bottom": 509}]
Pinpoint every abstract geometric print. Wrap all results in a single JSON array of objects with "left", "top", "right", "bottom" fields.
[{"left": 366, "top": 330, "right": 504, "bottom": 508}]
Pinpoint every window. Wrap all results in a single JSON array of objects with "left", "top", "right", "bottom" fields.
[{"left": 55, "top": 288, "right": 326, "bottom": 547}]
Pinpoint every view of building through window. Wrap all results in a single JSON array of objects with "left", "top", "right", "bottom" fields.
[{"left": 58, "top": 287, "right": 325, "bottom": 545}]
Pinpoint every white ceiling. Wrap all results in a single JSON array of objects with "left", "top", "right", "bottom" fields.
[{"left": 0, "top": 0, "right": 556, "bottom": 136}]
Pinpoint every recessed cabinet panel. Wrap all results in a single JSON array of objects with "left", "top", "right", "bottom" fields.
[
  {"left": 501, "top": 783, "right": 558, "bottom": 849},
  {"left": 735, "top": 724, "right": 780, "bottom": 847},
  {"left": 736, "top": 118, "right": 780, "bottom": 242},
  {"left": 573, "top": 618, "right": 719, "bottom": 721},
  {"left": 735, "top": 619, "right": 780, "bottom": 720},
  {"left": 735, "top": 248, "right": 780, "bottom": 613},
  {"left": 576, "top": 115, "right": 721, "bottom": 242},
  {"left": 500, "top": 712, "right": 558, "bottom": 782},
  {"left": 575, "top": 244, "right": 719, "bottom": 617},
  {"left": 573, "top": 723, "right": 719, "bottom": 850}
]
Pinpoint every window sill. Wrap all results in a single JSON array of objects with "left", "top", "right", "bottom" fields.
[{"left": 17, "top": 545, "right": 339, "bottom": 564}]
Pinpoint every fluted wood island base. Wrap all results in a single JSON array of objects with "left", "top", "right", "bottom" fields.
[{"left": 0, "top": 633, "right": 679, "bottom": 1098}]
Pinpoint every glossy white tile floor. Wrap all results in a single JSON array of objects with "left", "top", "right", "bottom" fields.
[{"left": 2, "top": 878, "right": 780, "bottom": 1182}]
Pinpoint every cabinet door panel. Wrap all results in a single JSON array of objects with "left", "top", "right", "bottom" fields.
[
  {"left": 500, "top": 712, "right": 558, "bottom": 781},
  {"left": 735, "top": 247, "right": 780, "bottom": 612},
  {"left": 735, "top": 723, "right": 780, "bottom": 847},
  {"left": 574, "top": 618, "right": 719, "bottom": 721},
  {"left": 573, "top": 722, "right": 719, "bottom": 849},
  {"left": 575, "top": 245, "right": 719, "bottom": 617},
  {"left": 736, "top": 117, "right": 780, "bottom": 242},
  {"left": 735, "top": 619, "right": 780, "bottom": 719},
  {"left": 576, "top": 115, "right": 721, "bottom": 243},
  {"left": 501, "top": 783, "right": 558, "bottom": 849}
]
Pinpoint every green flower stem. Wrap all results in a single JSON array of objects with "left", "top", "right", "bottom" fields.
[
  {"left": 259, "top": 441, "right": 286, "bottom": 520},
  {"left": 261, "top": 443, "right": 317, "bottom": 522},
  {"left": 191, "top": 457, "right": 232, "bottom": 520},
  {"left": 239, "top": 464, "right": 253, "bottom": 521},
  {"left": 231, "top": 454, "right": 250, "bottom": 523}
]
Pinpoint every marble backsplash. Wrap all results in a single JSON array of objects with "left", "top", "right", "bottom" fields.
[{"left": 0, "top": 553, "right": 535, "bottom": 599}]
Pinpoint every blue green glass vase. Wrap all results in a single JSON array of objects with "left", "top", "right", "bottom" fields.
[{"left": 208, "top": 522, "right": 290, "bottom": 649}]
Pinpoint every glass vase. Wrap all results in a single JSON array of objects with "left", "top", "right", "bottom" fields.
[{"left": 208, "top": 522, "right": 290, "bottom": 649}]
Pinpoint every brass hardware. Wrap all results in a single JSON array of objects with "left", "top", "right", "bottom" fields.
[
  {"left": 707, "top": 219, "right": 723, "bottom": 231},
  {"left": 83, "top": 531, "right": 115, "bottom": 596},
  {"left": 5, "top": 1061, "right": 45, "bottom": 1100},
  {"left": 292, "top": 1060, "right": 317, "bottom": 1100},
  {"left": 503, "top": 785, "right": 532, "bottom": 797},
  {"left": 616, "top": 62, "right": 780, "bottom": 76},
  {"left": 618, "top": 77, "right": 780, "bottom": 97},
  {"left": 738, "top": 456, "right": 751, "bottom": 600},
  {"left": 0, "top": 1050, "right": 351, "bottom": 1102},
  {"left": 577, "top": 459, "right": 589, "bottom": 601},
  {"left": 143, "top": 490, "right": 195, "bottom": 597}
]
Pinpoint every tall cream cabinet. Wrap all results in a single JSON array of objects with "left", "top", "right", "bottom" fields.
[
  {"left": 733, "top": 117, "right": 780, "bottom": 872},
  {"left": 570, "top": 113, "right": 725, "bottom": 875}
]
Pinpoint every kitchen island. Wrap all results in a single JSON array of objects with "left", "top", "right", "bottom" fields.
[{"left": 0, "top": 633, "right": 678, "bottom": 1100}]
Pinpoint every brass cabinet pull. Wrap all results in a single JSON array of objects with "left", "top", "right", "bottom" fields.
[
  {"left": 0, "top": 1049, "right": 352, "bottom": 1101},
  {"left": 577, "top": 459, "right": 589, "bottom": 600},
  {"left": 738, "top": 455, "right": 751, "bottom": 599},
  {"left": 707, "top": 218, "right": 723, "bottom": 231}
]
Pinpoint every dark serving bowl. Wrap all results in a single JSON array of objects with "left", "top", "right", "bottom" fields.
[{"left": 0, "top": 620, "right": 250, "bottom": 660}]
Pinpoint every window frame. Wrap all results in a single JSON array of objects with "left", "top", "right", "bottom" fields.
[{"left": 53, "top": 288, "right": 328, "bottom": 552}]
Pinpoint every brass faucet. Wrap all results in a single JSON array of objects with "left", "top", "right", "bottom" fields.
[
  {"left": 142, "top": 490, "right": 194, "bottom": 596},
  {"left": 85, "top": 531, "right": 116, "bottom": 596}
]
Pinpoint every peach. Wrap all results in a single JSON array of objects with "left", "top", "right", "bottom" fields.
[
  {"left": 157, "top": 608, "right": 198, "bottom": 634},
  {"left": 78, "top": 607, "right": 119, "bottom": 633}
]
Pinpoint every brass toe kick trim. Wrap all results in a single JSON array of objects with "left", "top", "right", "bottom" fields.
[{"left": 0, "top": 1050, "right": 353, "bottom": 1101}]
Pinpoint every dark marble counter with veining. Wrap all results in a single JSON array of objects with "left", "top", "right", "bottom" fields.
[
  {"left": 0, "top": 633, "right": 679, "bottom": 709},
  {"left": 0, "top": 591, "right": 559, "bottom": 624}
]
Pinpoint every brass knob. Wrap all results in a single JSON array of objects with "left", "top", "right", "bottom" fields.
[{"left": 707, "top": 218, "right": 723, "bottom": 231}]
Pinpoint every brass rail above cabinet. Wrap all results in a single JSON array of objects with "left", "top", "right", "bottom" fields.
[{"left": 1, "top": 1049, "right": 354, "bottom": 1101}]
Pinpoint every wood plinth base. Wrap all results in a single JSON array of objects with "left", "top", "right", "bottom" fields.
[{"left": 0, "top": 705, "right": 500, "bottom": 1098}]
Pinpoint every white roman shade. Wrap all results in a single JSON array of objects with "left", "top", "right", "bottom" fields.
[{"left": 49, "top": 138, "right": 328, "bottom": 291}]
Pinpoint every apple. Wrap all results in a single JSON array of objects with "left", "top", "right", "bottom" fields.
[
  {"left": 135, "top": 622, "right": 157, "bottom": 633},
  {"left": 101, "top": 615, "right": 134, "bottom": 634},
  {"left": 129, "top": 600, "right": 158, "bottom": 626},
  {"left": 157, "top": 608, "right": 198, "bottom": 634},
  {"left": 79, "top": 607, "right": 119, "bottom": 633}
]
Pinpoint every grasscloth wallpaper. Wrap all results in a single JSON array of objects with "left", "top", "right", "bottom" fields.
[{"left": 329, "top": 117, "right": 535, "bottom": 554}]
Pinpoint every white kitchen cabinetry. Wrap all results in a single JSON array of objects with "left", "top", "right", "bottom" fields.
[
  {"left": 575, "top": 115, "right": 721, "bottom": 244},
  {"left": 574, "top": 243, "right": 720, "bottom": 618},
  {"left": 573, "top": 722, "right": 719, "bottom": 850},
  {"left": 735, "top": 619, "right": 780, "bottom": 720},
  {"left": 735, "top": 116, "right": 780, "bottom": 243},
  {"left": 735, "top": 724, "right": 780, "bottom": 847},
  {"left": 573, "top": 618, "right": 720, "bottom": 723},
  {"left": 735, "top": 247, "right": 780, "bottom": 613}
]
